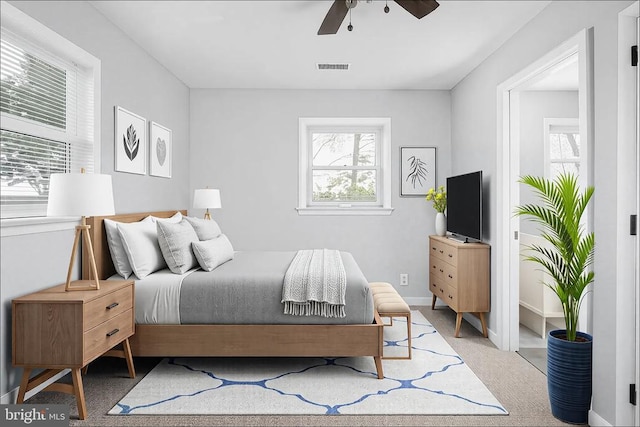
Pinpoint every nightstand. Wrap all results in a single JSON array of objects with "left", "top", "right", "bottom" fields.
[{"left": 12, "top": 280, "right": 135, "bottom": 420}]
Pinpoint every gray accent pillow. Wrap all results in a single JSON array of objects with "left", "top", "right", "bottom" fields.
[
  {"left": 192, "top": 234, "right": 234, "bottom": 272},
  {"left": 184, "top": 215, "right": 222, "bottom": 241},
  {"left": 157, "top": 219, "right": 200, "bottom": 274}
]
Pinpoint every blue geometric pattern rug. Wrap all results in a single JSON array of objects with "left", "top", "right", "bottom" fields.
[{"left": 109, "top": 311, "right": 507, "bottom": 415}]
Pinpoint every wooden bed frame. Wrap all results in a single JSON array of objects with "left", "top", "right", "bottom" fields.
[{"left": 83, "top": 210, "right": 385, "bottom": 379}]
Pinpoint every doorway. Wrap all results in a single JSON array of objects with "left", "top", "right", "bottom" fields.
[
  {"left": 511, "top": 54, "right": 581, "bottom": 372},
  {"left": 495, "top": 28, "right": 593, "bottom": 354}
]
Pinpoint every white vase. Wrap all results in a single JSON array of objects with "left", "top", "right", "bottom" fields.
[{"left": 435, "top": 212, "right": 446, "bottom": 236}]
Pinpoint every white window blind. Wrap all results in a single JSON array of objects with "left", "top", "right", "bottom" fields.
[{"left": 1, "top": 27, "right": 95, "bottom": 219}]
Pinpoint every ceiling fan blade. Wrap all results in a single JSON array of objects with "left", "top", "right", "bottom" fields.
[
  {"left": 318, "top": 0, "right": 349, "bottom": 35},
  {"left": 394, "top": 0, "right": 439, "bottom": 19}
]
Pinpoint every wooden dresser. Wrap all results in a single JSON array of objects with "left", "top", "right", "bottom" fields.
[
  {"left": 12, "top": 280, "right": 135, "bottom": 419},
  {"left": 429, "top": 235, "right": 490, "bottom": 337}
]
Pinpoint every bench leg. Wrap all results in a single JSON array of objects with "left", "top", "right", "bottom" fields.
[{"left": 381, "top": 312, "right": 412, "bottom": 360}]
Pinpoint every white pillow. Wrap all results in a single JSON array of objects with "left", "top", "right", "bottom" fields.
[
  {"left": 117, "top": 220, "right": 167, "bottom": 279},
  {"left": 184, "top": 216, "right": 222, "bottom": 241},
  {"left": 157, "top": 219, "right": 200, "bottom": 274},
  {"left": 103, "top": 216, "right": 153, "bottom": 279},
  {"left": 146, "top": 212, "right": 183, "bottom": 223},
  {"left": 192, "top": 234, "right": 234, "bottom": 272}
]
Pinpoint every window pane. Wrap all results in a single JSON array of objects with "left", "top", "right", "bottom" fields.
[
  {"left": 0, "top": 39, "right": 67, "bottom": 129},
  {"left": 550, "top": 162, "right": 579, "bottom": 179},
  {"left": 0, "top": 129, "right": 67, "bottom": 205},
  {"left": 312, "top": 170, "right": 376, "bottom": 202},
  {"left": 549, "top": 132, "right": 580, "bottom": 160},
  {"left": 312, "top": 132, "right": 376, "bottom": 166}
]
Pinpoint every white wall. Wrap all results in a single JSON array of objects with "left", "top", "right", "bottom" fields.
[
  {"left": 190, "top": 89, "right": 451, "bottom": 302},
  {"left": 1, "top": 1, "right": 190, "bottom": 399},
  {"left": 451, "top": 1, "right": 634, "bottom": 424},
  {"left": 519, "top": 90, "right": 579, "bottom": 235}
]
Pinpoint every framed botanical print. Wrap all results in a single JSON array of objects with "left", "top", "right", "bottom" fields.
[
  {"left": 400, "top": 146, "right": 436, "bottom": 196},
  {"left": 115, "top": 106, "right": 146, "bottom": 175},
  {"left": 149, "top": 121, "right": 172, "bottom": 178}
]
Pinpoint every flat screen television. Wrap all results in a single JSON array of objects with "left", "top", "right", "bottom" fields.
[{"left": 446, "top": 171, "right": 483, "bottom": 243}]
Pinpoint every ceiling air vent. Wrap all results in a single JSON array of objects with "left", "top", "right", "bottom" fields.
[{"left": 317, "top": 63, "right": 350, "bottom": 71}]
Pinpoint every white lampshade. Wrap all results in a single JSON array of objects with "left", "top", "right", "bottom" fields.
[
  {"left": 47, "top": 172, "right": 115, "bottom": 217},
  {"left": 193, "top": 188, "right": 222, "bottom": 209}
]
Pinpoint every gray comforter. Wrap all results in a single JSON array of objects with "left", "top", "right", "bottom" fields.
[{"left": 179, "top": 251, "right": 374, "bottom": 325}]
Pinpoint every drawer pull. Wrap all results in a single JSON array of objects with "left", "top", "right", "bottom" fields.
[
  {"left": 448, "top": 274, "right": 453, "bottom": 279},
  {"left": 439, "top": 269, "right": 444, "bottom": 273},
  {"left": 439, "top": 250, "right": 444, "bottom": 254},
  {"left": 106, "top": 328, "right": 120, "bottom": 337},
  {"left": 448, "top": 254, "right": 453, "bottom": 258},
  {"left": 448, "top": 295, "right": 453, "bottom": 299},
  {"left": 106, "top": 302, "right": 119, "bottom": 310},
  {"left": 432, "top": 247, "right": 436, "bottom": 251}
]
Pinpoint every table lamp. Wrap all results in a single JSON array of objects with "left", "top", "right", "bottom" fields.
[
  {"left": 47, "top": 170, "right": 115, "bottom": 291},
  {"left": 193, "top": 188, "right": 221, "bottom": 220}
]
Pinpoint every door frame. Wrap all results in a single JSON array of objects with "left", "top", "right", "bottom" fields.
[{"left": 495, "top": 28, "right": 593, "bottom": 351}]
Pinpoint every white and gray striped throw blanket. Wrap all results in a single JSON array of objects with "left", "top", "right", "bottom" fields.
[{"left": 281, "top": 249, "right": 347, "bottom": 318}]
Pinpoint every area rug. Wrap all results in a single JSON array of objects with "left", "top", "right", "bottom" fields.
[{"left": 109, "top": 311, "right": 507, "bottom": 415}]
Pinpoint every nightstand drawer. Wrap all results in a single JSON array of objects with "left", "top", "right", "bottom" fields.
[
  {"left": 83, "top": 309, "right": 134, "bottom": 364},
  {"left": 84, "top": 285, "right": 133, "bottom": 331}
]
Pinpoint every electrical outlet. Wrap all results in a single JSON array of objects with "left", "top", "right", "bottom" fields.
[{"left": 400, "top": 273, "right": 409, "bottom": 286}]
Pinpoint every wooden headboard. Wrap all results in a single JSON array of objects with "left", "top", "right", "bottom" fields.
[{"left": 83, "top": 210, "right": 187, "bottom": 280}]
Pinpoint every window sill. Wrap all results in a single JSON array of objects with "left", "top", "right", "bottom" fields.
[
  {"left": 296, "top": 207, "right": 394, "bottom": 216},
  {"left": 1, "top": 216, "right": 80, "bottom": 237}
]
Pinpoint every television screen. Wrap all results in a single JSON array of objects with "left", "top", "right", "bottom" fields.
[{"left": 446, "top": 171, "right": 483, "bottom": 242}]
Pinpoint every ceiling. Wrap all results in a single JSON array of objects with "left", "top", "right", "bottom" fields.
[{"left": 90, "top": 0, "right": 550, "bottom": 90}]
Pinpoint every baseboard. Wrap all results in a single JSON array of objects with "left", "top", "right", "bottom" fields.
[
  {"left": 0, "top": 369, "right": 70, "bottom": 404},
  {"left": 589, "top": 409, "right": 612, "bottom": 426},
  {"left": 404, "top": 297, "right": 430, "bottom": 306}
]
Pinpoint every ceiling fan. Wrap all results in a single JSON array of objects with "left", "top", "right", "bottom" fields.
[{"left": 318, "top": 0, "right": 439, "bottom": 35}]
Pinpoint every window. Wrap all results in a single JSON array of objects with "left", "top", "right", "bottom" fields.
[
  {"left": 1, "top": 6, "right": 99, "bottom": 222},
  {"left": 298, "top": 118, "right": 392, "bottom": 215},
  {"left": 544, "top": 118, "right": 580, "bottom": 180}
]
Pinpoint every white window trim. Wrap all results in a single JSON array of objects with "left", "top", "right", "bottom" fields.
[
  {"left": 297, "top": 117, "right": 393, "bottom": 216},
  {"left": 0, "top": 1, "right": 101, "bottom": 236},
  {"left": 543, "top": 117, "right": 579, "bottom": 178}
]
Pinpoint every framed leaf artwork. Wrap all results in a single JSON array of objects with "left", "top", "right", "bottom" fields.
[
  {"left": 400, "top": 146, "right": 436, "bottom": 196},
  {"left": 149, "top": 121, "right": 172, "bottom": 178},
  {"left": 115, "top": 106, "right": 147, "bottom": 175}
]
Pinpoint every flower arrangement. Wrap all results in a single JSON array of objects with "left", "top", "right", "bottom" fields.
[{"left": 426, "top": 186, "right": 446, "bottom": 213}]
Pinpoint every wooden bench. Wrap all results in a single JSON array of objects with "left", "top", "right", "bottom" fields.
[{"left": 369, "top": 282, "right": 412, "bottom": 360}]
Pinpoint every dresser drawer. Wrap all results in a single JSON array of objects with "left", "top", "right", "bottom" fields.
[
  {"left": 442, "top": 262, "right": 458, "bottom": 288},
  {"left": 430, "top": 239, "right": 458, "bottom": 266},
  {"left": 430, "top": 257, "right": 447, "bottom": 279},
  {"left": 84, "top": 285, "right": 133, "bottom": 331},
  {"left": 443, "top": 285, "right": 458, "bottom": 311},
  {"left": 83, "top": 309, "right": 134, "bottom": 364},
  {"left": 429, "top": 275, "right": 447, "bottom": 300}
]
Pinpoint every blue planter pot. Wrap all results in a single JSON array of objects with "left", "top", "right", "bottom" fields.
[{"left": 547, "top": 329, "right": 592, "bottom": 425}]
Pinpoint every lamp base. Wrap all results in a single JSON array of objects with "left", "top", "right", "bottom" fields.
[
  {"left": 203, "top": 209, "right": 212, "bottom": 220},
  {"left": 65, "top": 220, "right": 100, "bottom": 292},
  {"left": 65, "top": 279, "right": 100, "bottom": 292}
]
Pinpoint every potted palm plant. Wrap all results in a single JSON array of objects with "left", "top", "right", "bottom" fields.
[{"left": 515, "top": 173, "right": 595, "bottom": 425}]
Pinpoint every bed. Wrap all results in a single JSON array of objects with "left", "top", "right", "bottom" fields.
[{"left": 83, "top": 210, "right": 385, "bottom": 379}]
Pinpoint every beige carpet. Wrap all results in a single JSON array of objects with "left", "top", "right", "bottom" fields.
[{"left": 23, "top": 306, "right": 571, "bottom": 426}]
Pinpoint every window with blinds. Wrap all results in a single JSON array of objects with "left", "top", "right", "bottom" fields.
[{"left": 1, "top": 28, "right": 95, "bottom": 219}]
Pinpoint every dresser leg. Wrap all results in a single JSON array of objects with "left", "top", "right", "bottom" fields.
[
  {"left": 123, "top": 338, "right": 136, "bottom": 378},
  {"left": 16, "top": 368, "right": 31, "bottom": 403},
  {"left": 455, "top": 312, "right": 463, "bottom": 337},
  {"left": 479, "top": 312, "right": 488, "bottom": 338},
  {"left": 431, "top": 294, "right": 437, "bottom": 310},
  {"left": 71, "top": 368, "right": 87, "bottom": 420}
]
